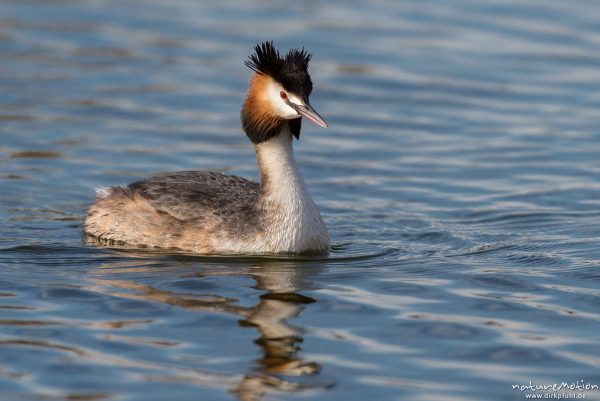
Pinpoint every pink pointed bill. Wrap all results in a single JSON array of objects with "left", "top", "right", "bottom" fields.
[{"left": 289, "top": 102, "right": 328, "bottom": 128}]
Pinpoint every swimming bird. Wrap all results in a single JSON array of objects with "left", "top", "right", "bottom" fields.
[{"left": 83, "top": 41, "right": 330, "bottom": 255}]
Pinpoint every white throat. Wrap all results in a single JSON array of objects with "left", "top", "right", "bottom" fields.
[{"left": 254, "top": 125, "right": 329, "bottom": 254}]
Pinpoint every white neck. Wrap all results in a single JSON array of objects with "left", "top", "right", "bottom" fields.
[
  {"left": 255, "top": 126, "right": 302, "bottom": 194},
  {"left": 254, "top": 124, "right": 329, "bottom": 254}
]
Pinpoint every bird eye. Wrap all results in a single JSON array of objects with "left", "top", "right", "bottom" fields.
[{"left": 279, "top": 91, "right": 288, "bottom": 100}]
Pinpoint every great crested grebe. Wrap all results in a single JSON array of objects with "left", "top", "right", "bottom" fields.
[{"left": 83, "top": 41, "right": 330, "bottom": 255}]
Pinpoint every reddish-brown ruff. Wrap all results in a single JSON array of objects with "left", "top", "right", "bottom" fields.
[
  {"left": 241, "top": 74, "right": 286, "bottom": 144},
  {"left": 244, "top": 74, "right": 273, "bottom": 118}
]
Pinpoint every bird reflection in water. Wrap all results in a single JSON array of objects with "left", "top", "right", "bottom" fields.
[
  {"left": 235, "top": 265, "right": 321, "bottom": 401},
  {"left": 92, "top": 257, "right": 330, "bottom": 401}
]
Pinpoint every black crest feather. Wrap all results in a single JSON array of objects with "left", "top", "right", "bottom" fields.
[{"left": 245, "top": 41, "right": 313, "bottom": 100}]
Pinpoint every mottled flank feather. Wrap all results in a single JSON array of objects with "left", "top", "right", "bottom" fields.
[
  {"left": 83, "top": 171, "right": 266, "bottom": 252},
  {"left": 95, "top": 186, "right": 115, "bottom": 199},
  {"left": 129, "top": 171, "right": 260, "bottom": 221}
]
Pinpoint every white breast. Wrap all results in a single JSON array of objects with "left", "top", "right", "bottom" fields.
[{"left": 253, "top": 129, "right": 329, "bottom": 254}]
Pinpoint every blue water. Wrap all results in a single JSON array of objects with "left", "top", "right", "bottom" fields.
[{"left": 1, "top": 1, "right": 600, "bottom": 400}]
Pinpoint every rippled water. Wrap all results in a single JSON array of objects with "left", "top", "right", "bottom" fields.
[{"left": 2, "top": 1, "right": 600, "bottom": 400}]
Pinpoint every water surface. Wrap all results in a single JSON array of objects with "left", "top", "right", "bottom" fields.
[{"left": 1, "top": 1, "right": 600, "bottom": 400}]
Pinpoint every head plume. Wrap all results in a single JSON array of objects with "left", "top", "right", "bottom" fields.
[{"left": 245, "top": 41, "right": 313, "bottom": 100}]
